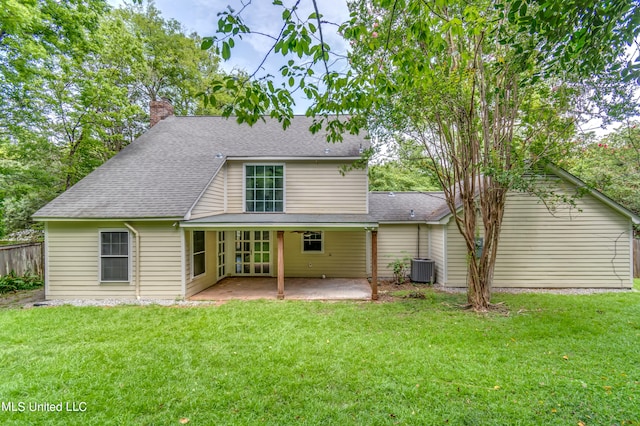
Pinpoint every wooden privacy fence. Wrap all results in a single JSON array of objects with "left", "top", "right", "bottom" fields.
[
  {"left": 635, "top": 239, "right": 640, "bottom": 279},
  {"left": 0, "top": 243, "right": 43, "bottom": 277}
]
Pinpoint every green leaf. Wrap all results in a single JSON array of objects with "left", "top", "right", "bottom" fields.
[
  {"left": 201, "top": 37, "right": 214, "bottom": 51},
  {"left": 222, "top": 42, "right": 231, "bottom": 60}
]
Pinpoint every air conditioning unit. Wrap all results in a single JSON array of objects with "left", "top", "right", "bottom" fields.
[{"left": 411, "top": 258, "right": 435, "bottom": 284}]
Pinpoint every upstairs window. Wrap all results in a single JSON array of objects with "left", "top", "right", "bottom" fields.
[
  {"left": 100, "top": 231, "right": 129, "bottom": 282},
  {"left": 245, "top": 165, "right": 284, "bottom": 212}
]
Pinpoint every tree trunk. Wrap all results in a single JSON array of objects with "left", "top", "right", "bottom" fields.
[{"left": 461, "top": 178, "right": 508, "bottom": 311}]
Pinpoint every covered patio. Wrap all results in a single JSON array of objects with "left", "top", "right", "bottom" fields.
[
  {"left": 181, "top": 213, "right": 380, "bottom": 301},
  {"left": 189, "top": 277, "right": 372, "bottom": 301}
]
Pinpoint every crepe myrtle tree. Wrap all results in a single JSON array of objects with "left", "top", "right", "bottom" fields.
[{"left": 198, "top": 0, "right": 640, "bottom": 311}]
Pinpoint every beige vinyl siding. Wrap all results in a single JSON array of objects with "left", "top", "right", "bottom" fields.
[
  {"left": 429, "top": 225, "right": 446, "bottom": 284},
  {"left": 46, "top": 221, "right": 183, "bottom": 299},
  {"left": 492, "top": 183, "right": 632, "bottom": 288},
  {"left": 136, "top": 222, "right": 183, "bottom": 297},
  {"left": 185, "top": 231, "right": 218, "bottom": 298},
  {"left": 47, "top": 222, "right": 132, "bottom": 299},
  {"left": 285, "top": 162, "right": 367, "bottom": 214},
  {"left": 445, "top": 220, "right": 469, "bottom": 287},
  {"left": 377, "top": 224, "right": 428, "bottom": 278},
  {"left": 225, "top": 160, "right": 368, "bottom": 214},
  {"left": 226, "top": 161, "right": 243, "bottom": 213},
  {"left": 283, "top": 231, "right": 365, "bottom": 277},
  {"left": 190, "top": 168, "right": 225, "bottom": 219},
  {"left": 443, "top": 179, "right": 633, "bottom": 288}
]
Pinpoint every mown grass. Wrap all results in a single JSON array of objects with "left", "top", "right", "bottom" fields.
[{"left": 1, "top": 290, "right": 639, "bottom": 425}]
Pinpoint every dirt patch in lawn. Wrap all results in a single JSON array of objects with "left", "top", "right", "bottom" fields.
[
  {"left": 376, "top": 280, "right": 438, "bottom": 302},
  {"left": 0, "top": 287, "right": 45, "bottom": 308}
]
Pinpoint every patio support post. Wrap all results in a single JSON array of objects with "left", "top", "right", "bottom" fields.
[
  {"left": 371, "top": 230, "right": 378, "bottom": 300},
  {"left": 277, "top": 230, "right": 285, "bottom": 299}
]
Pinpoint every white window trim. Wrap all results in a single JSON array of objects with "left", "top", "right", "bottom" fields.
[
  {"left": 98, "top": 229, "right": 131, "bottom": 284},
  {"left": 301, "top": 231, "right": 324, "bottom": 254},
  {"left": 242, "top": 163, "right": 286, "bottom": 213},
  {"left": 191, "top": 230, "right": 206, "bottom": 279}
]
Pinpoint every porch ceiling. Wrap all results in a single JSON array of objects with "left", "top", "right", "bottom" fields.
[{"left": 181, "top": 213, "right": 378, "bottom": 231}]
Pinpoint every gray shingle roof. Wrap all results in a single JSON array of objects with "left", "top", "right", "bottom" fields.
[
  {"left": 368, "top": 192, "right": 450, "bottom": 222},
  {"left": 181, "top": 193, "right": 452, "bottom": 226},
  {"left": 34, "top": 115, "right": 368, "bottom": 219}
]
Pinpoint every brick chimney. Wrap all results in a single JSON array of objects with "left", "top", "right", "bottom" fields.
[{"left": 150, "top": 98, "right": 174, "bottom": 127}]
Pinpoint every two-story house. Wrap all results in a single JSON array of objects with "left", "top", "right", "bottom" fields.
[{"left": 33, "top": 101, "right": 639, "bottom": 300}]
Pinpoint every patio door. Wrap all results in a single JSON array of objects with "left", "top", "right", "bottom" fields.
[{"left": 234, "top": 231, "right": 271, "bottom": 275}]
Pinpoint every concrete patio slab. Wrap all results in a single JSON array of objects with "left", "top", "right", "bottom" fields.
[{"left": 189, "top": 277, "right": 372, "bottom": 301}]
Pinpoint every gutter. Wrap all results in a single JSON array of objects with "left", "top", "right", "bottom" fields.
[
  {"left": 124, "top": 222, "right": 141, "bottom": 300},
  {"left": 32, "top": 217, "right": 183, "bottom": 222},
  {"left": 180, "top": 222, "right": 378, "bottom": 230}
]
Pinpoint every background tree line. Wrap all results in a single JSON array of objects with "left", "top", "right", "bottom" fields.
[
  {"left": 0, "top": 0, "right": 231, "bottom": 238},
  {"left": 370, "top": 122, "right": 640, "bottom": 219}
]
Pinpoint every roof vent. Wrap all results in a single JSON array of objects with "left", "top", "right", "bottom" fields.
[
  {"left": 388, "top": 192, "right": 395, "bottom": 197},
  {"left": 358, "top": 145, "right": 364, "bottom": 154},
  {"left": 324, "top": 148, "right": 331, "bottom": 154},
  {"left": 410, "top": 209, "right": 415, "bottom": 218},
  {"left": 215, "top": 152, "right": 224, "bottom": 159}
]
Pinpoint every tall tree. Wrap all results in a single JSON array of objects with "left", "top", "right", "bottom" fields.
[
  {"left": 203, "top": 0, "right": 640, "bottom": 310},
  {"left": 112, "top": 2, "right": 231, "bottom": 117},
  {"left": 368, "top": 138, "right": 441, "bottom": 192},
  {"left": 0, "top": 0, "right": 230, "bottom": 236},
  {"left": 565, "top": 124, "right": 640, "bottom": 217},
  {"left": 0, "top": 0, "right": 110, "bottom": 236}
]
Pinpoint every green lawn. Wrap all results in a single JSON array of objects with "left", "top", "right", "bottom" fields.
[{"left": 1, "top": 290, "right": 639, "bottom": 425}]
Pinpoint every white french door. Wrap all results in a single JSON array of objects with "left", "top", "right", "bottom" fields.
[{"left": 234, "top": 230, "right": 272, "bottom": 275}]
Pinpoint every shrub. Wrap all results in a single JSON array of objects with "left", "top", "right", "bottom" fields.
[
  {"left": 387, "top": 254, "right": 411, "bottom": 285},
  {"left": 0, "top": 271, "right": 44, "bottom": 294}
]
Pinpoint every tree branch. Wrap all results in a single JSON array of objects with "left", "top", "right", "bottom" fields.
[{"left": 311, "top": 0, "right": 330, "bottom": 76}]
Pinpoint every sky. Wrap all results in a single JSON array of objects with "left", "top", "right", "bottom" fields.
[
  {"left": 105, "top": 0, "right": 627, "bottom": 134},
  {"left": 107, "top": 0, "right": 351, "bottom": 113}
]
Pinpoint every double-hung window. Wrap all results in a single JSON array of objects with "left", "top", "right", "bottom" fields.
[
  {"left": 302, "top": 231, "right": 323, "bottom": 253},
  {"left": 100, "top": 231, "right": 129, "bottom": 282},
  {"left": 245, "top": 165, "right": 284, "bottom": 212},
  {"left": 193, "top": 231, "right": 206, "bottom": 277}
]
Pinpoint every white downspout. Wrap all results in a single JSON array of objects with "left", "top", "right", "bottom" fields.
[{"left": 124, "top": 222, "right": 141, "bottom": 300}]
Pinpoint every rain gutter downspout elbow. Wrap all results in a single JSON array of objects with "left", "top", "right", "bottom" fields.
[{"left": 124, "top": 222, "right": 141, "bottom": 300}]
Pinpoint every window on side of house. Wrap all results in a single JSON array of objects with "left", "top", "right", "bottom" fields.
[
  {"left": 245, "top": 164, "right": 284, "bottom": 212},
  {"left": 193, "top": 231, "right": 206, "bottom": 277},
  {"left": 302, "top": 231, "right": 323, "bottom": 253},
  {"left": 100, "top": 231, "right": 129, "bottom": 282}
]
